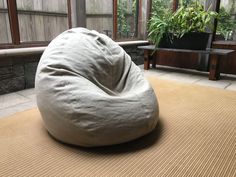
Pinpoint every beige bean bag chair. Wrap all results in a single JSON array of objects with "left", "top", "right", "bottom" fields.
[{"left": 35, "top": 28, "right": 159, "bottom": 147}]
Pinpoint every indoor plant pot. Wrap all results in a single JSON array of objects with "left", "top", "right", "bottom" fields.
[{"left": 159, "top": 32, "right": 211, "bottom": 50}]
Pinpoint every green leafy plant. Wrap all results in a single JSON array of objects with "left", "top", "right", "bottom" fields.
[
  {"left": 148, "top": 0, "right": 172, "bottom": 47},
  {"left": 148, "top": 1, "right": 218, "bottom": 47},
  {"left": 216, "top": 7, "right": 236, "bottom": 40}
]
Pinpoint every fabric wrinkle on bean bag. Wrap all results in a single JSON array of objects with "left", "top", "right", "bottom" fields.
[{"left": 35, "top": 27, "right": 159, "bottom": 147}]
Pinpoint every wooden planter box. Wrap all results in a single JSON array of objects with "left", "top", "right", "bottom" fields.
[{"left": 159, "top": 32, "right": 211, "bottom": 50}]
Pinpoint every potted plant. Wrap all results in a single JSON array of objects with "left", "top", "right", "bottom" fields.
[{"left": 148, "top": 1, "right": 218, "bottom": 50}]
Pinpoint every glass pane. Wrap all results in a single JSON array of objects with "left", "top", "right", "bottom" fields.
[
  {"left": 117, "top": 0, "right": 138, "bottom": 40},
  {"left": 179, "top": 0, "right": 205, "bottom": 7},
  {"left": 216, "top": 0, "right": 236, "bottom": 41},
  {"left": 86, "top": 0, "right": 113, "bottom": 38},
  {"left": 0, "top": 0, "right": 12, "bottom": 44},
  {"left": 17, "top": 0, "right": 69, "bottom": 42},
  {"left": 152, "top": 0, "right": 172, "bottom": 11}
]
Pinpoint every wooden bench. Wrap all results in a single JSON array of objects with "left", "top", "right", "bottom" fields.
[{"left": 138, "top": 45, "right": 234, "bottom": 80}]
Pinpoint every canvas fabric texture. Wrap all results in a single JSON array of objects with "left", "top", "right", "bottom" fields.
[{"left": 35, "top": 28, "right": 158, "bottom": 147}]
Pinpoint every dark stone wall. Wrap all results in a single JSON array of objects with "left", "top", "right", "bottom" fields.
[
  {"left": 0, "top": 55, "right": 41, "bottom": 95},
  {"left": 24, "top": 62, "right": 39, "bottom": 88},
  {"left": 122, "top": 45, "right": 144, "bottom": 65},
  {"left": 0, "top": 45, "right": 144, "bottom": 95}
]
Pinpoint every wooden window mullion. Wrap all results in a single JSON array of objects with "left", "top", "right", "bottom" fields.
[
  {"left": 7, "top": 0, "right": 20, "bottom": 45},
  {"left": 172, "top": 0, "right": 179, "bottom": 11},
  {"left": 136, "top": 0, "right": 140, "bottom": 38},
  {"left": 67, "top": 0, "right": 72, "bottom": 29},
  {"left": 212, "top": 0, "right": 221, "bottom": 41},
  {"left": 113, "top": 0, "right": 117, "bottom": 40}
]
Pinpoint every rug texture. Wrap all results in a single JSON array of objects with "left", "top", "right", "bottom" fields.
[{"left": 0, "top": 77, "right": 236, "bottom": 177}]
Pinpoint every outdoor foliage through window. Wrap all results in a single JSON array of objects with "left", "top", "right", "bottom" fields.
[
  {"left": 216, "top": 0, "right": 236, "bottom": 41},
  {"left": 117, "top": 0, "right": 138, "bottom": 40}
]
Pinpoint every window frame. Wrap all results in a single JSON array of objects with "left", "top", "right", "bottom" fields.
[
  {"left": 79, "top": 0, "right": 144, "bottom": 41},
  {"left": 0, "top": 0, "right": 72, "bottom": 49},
  {"left": 113, "top": 0, "right": 147, "bottom": 41}
]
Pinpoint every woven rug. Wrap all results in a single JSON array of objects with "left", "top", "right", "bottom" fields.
[{"left": 0, "top": 77, "right": 236, "bottom": 177}]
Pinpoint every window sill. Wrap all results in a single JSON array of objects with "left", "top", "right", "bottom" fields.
[
  {"left": 117, "top": 40, "right": 149, "bottom": 46},
  {"left": 213, "top": 40, "right": 236, "bottom": 46},
  {"left": 0, "top": 46, "right": 46, "bottom": 58},
  {"left": 0, "top": 40, "right": 149, "bottom": 58}
]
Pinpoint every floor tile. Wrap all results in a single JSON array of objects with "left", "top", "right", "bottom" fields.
[
  {"left": 0, "top": 101, "right": 37, "bottom": 118},
  {"left": 27, "top": 94, "right": 36, "bottom": 101},
  {"left": 17, "top": 88, "right": 35, "bottom": 98},
  {"left": 194, "top": 78, "right": 231, "bottom": 89},
  {"left": 158, "top": 72, "right": 204, "bottom": 84},
  {"left": 144, "top": 69, "right": 170, "bottom": 77},
  {"left": 225, "top": 81, "right": 236, "bottom": 91},
  {"left": 0, "top": 93, "right": 30, "bottom": 110}
]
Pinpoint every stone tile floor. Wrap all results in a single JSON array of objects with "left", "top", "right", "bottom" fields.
[{"left": 0, "top": 65, "right": 236, "bottom": 119}]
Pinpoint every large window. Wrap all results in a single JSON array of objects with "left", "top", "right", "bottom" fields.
[
  {"left": 0, "top": 0, "right": 71, "bottom": 48},
  {"left": 17, "top": 0, "right": 69, "bottom": 42},
  {"left": 84, "top": 0, "right": 148, "bottom": 41},
  {"left": 116, "top": 0, "right": 138, "bottom": 40},
  {"left": 86, "top": 0, "right": 113, "bottom": 38},
  {"left": 0, "top": 0, "right": 12, "bottom": 44},
  {"left": 1, "top": 0, "right": 150, "bottom": 49}
]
